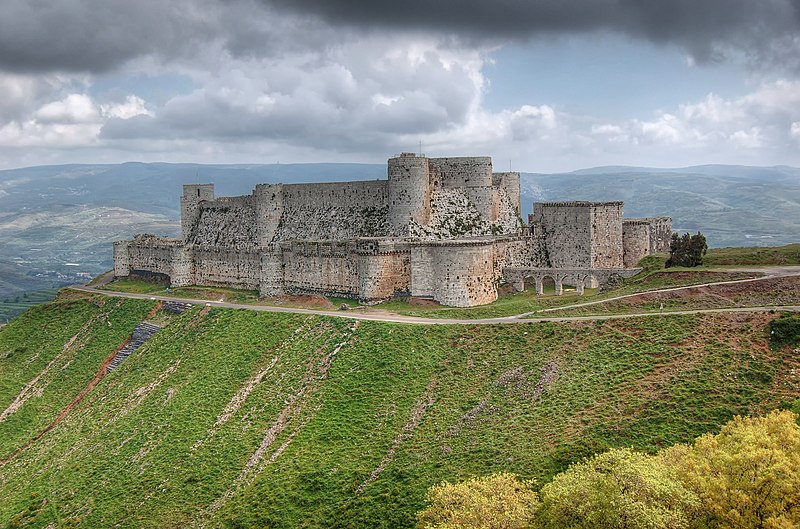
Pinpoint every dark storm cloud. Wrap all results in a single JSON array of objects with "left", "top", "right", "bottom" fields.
[
  {"left": 0, "top": 0, "right": 212, "bottom": 73},
  {"left": 1, "top": 0, "right": 798, "bottom": 74},
  {"left": 263, "top": 0, "right": 800, "bottom": 65}
]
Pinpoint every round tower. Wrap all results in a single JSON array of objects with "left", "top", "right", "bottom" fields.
[
  {"left": 387, "top": 153, "right": 431, "bottom": 237},
  {"left": 180, "top": 184, "right": 214, "bottom": 242}
]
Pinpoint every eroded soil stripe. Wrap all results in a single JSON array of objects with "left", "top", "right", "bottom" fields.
[{"left": 357, "top": 376, "right": 437, "bottom": 494}]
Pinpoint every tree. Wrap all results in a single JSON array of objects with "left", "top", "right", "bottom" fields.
[
  {"left": 665, "top": 232, "right": 707, "bottom": 268},
  {"left": 536, "top": 447, "right": 698, "bottom": 529},
  {"left": 416, "top": 472, "right": 539, "bottom": 529},
  {"left": 661, "top": 410, "right": 800, "bottom": 529}
]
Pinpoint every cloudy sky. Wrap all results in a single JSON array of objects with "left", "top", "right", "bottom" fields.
[{"left": 0, "top": 0, "right": 799, "bottom": 172}]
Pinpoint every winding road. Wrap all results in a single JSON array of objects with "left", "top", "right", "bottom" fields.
[{"left": 69, "top": 266, "right": 800, "bottom": 325}]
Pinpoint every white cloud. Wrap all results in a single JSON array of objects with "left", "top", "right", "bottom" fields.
[
  {"left": 34, "top": 93, "right": 100, "bottom": 124},
  {"left": 100, "top": 95, "right": 152, "bottom": 119},
  {"left": 791, "top": 122, "right": 800, "bottom": 139},
  {"left": 578, "top": 80, "right": 800, "bottom": 161},
  {"left": 0, "top": 92, "right": 151, "bottom": 149}
]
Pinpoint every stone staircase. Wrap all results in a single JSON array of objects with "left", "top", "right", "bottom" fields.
[{"left": 107, "top": 322, "right": 161, "bottom": 373}]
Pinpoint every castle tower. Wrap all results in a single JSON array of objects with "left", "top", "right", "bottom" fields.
[
  {"left": 492, "top": 172, "right": 521, "bottom": 216},
  {"left": 180, "top": 184, "right": 214, "bottom": 242},
  {"left": 387, "top": 153, "right": 431, "bottom": 236},
  {"left": 253, "top": 183, "right": 285, "bottom": 246}
]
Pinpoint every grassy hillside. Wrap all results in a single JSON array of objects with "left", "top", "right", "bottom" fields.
[{"left": 1, "top": 294, "right": 798, "bottom": 528}]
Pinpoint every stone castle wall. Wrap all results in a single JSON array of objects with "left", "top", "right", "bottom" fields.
[
  {"left": 590, "top": 202, "right": 624, "bottom": 268},
  {"left": 115, "top": 154, "right": 671, "bottom": 308},
  {"left": 387, "top": 154, "right": 430, "bottom": 236},
  {"left": 533, "top": 202, "right": 593, "bottom": 268},
  {"left": 281, "top": 241, "right": 359, "bottom": 297},
  {"left": 277, "top": 181, "right": 389, "bottom": 240},
  {"left": 622, "top": 220, "right": 652, "bottom": 268},
  {"left": 429, "top": 156, "right": 493, "bottom": 188},
  {"left": 622, "top": 217, "right": 673, "bottom": 267},
  {"left": 638, "top": 217, "right": 673, "bottom": 253},
  {"left": 411, "top": 239, "right": 497, "bottom": 307}
]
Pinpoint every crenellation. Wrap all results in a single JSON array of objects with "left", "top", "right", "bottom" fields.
[{"left": 113, "top": 154, "right": 672, "bottom": 307}]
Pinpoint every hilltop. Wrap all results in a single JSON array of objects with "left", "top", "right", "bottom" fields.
[{"left": 1, "top": 265, "right": 799, "bottom": 527}]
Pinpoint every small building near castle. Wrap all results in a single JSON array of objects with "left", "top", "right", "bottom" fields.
[{"left": 113, "top": 153, "right": 671, "bottom": 307}]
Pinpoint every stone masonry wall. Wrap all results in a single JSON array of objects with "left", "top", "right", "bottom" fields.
[
  {"left": 113, "top": 240, "right": 131, "bottom": 277},
  {"left": 280, "top": 241, "right": 359, "bottom": 297},
  {"left": 590, "top": 202, "right": 624, "bottom": 268},
  {"left": 357, "top": 249, "right": 411, "bottom": 301},
  {"left": 429, "top": 157, "right": 493, "bottom": 188},
  {"left": 410, "top": 240, "right": 497, "bottom": 306},
  {"left": 533, "top": 203, "right": 593, "bottom": 268},
  {"left": 123, "top": 235, "right": 191, "bottom": 286},
  {"left": 277, "top": 181, "right": 389, "bottom": 240},
  {"left": 191, "top": 196, "right": 259, "bottom": 249},
  {"left": 622, "top": 220, "right": 651, "bottom": 268},
  {"left": 259, "top": 248, "right": 284, "bottom": 296},
  {"left": 410, "top": 245, "right": 435, "bottom": 297},
  {"left": 429, "top": 241, "right": 497, "bottom": 307},
  {"left": 254, "top": 184, "right": 285, "bottom": 247},
  {"left": 492, "top": 172, "right": 521, "bottom": 216},
  {"left": 192, "top": 248, "right": 261, "bottom": 290},
  {"left": 387, "top": 153, "right": 431, "bottom": 236},
  {"left": 641, "top": 217, "right": 673, "bottom": 253},
  {"left": 180, "top": 184, "right": 214, "bottom": 241}
]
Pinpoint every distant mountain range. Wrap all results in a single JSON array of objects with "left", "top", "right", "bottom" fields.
[{"left": 0, "top": 161, "right": 797, "bottom": 298}]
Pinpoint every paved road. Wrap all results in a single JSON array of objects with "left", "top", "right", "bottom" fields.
[{"left": 69, "top": 282, "right": 800, "bottom": 326}]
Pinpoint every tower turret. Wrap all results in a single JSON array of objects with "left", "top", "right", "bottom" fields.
[
  {"left": 180, "top": 184, "right": 214, "bottom": 242},
  {"left": 387, "top": 153, "right": 431, "bottom": 237}
]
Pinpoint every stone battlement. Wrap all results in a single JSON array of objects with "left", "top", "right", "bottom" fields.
[
  {"left": 536, "top": 201, "right": 625, "bottom": 208},
  {"left": 113, "top": 154, "right": 672, "bottom": 307}
]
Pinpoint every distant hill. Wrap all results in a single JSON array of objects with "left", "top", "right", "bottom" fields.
[
  {"left": 521, "top": 164, "right": 800, "bottom": 248},
  {"left": 0, "top": 161, "right": 797, "bottom": 298}
]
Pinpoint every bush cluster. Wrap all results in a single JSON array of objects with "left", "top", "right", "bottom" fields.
[
  {"left": 418, "top": 410, "right": 800, "bottom": 529},
  {"left": 666, "top": 232, "right": 708, "bottom": 268}
]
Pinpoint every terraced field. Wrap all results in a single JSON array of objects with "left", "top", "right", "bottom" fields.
[{"left": 0, "top": 288, "right": 61, "bottom": 323}]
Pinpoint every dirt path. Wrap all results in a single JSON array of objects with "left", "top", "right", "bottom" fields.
[{"left": 70, "top": 280, "right": 800, "bottom": 325}]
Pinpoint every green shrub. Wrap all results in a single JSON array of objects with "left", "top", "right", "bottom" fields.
[{"left": 768, "top": 313, "right": 800, "bottom": 349}]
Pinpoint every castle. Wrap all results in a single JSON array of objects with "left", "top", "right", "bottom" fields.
[{"left": 113, "top": 153, "right": 672, "bottom": 307}]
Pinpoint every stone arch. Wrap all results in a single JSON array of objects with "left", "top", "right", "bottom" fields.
[{"left": 536, "top": 274, "right": 558, "bottom": 295}]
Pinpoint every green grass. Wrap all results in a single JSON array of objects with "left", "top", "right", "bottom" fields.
[
  {"left": 1, "top": 295, "right": 798, "bottom": 528},
  {"left": 101, "top": 277, "right": 167, "bottom": 294},
  {"left": 704, "top": 243, "right": 800, "bottom": 266},
  {"left": 0, "top": 288, "right": 62, "bottom": 323}
]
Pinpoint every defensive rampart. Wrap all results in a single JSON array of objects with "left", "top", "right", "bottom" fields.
[{"left": 114, "top": 154, "right": 672, "bottom": 307}]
